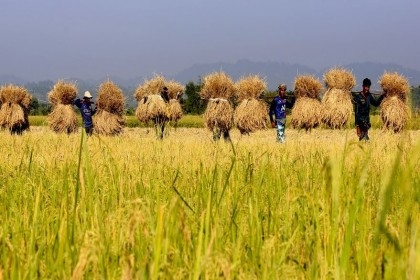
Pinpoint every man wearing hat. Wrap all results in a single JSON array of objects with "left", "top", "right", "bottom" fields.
[
  {"left": 353, "top": 78, "right": 385, "bottom": 141},
  {"left": 269, "top": 84, "right": 295, "bottom": 143},
  {"left": 74, "top": 91, "right": 96, "bottom": 136}
]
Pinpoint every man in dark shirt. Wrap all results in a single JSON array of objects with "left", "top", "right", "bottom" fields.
[
  {"left": 74, "top": 91, "right": 96, "bottom": 136},
  {"left": 269, "top": 84, "right": 295, "bottom": 143},
  {"left": 353, "top": 78, "right": 385, "bottom": 141}
]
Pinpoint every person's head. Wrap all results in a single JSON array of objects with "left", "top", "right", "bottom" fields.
[
  {"left": 83, "top": 91, "right": 92, "bottom": 102},
  {"left": 362, "top": 78, "right": 371, "bottom": 93},
  {"left": 163, "top": 86, "right": 168, "bottom": 93},
  {"left": 278, "top": 84, "right": 287, "bottom": 97}
]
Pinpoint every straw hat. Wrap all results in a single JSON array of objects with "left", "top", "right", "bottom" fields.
[{"left": 84, "top": 91, "right": 93, "bottom": 98}]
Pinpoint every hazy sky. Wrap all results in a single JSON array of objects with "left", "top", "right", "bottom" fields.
[{"left": 1, "top": 0, "right": 419, "bottom": 81}]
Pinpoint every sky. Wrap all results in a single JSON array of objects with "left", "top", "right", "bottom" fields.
[{"left": 1, "top": 0, "right": 419, "bottom": 81}]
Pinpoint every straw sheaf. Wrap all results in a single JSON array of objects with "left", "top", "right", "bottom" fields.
[
  {"left": 47, "top": 104, "right": 78, "bottom": 133},
  {"left": 135, "top": 94, "right": 167, "bottom": 123},
  {"left": 293, "top": 75, "right": 323, "bottom": 99},
  {"left": 48, "top": 80, "right": 77, "bottom": 105},
  {"left": 168, "top": 99, "right": 183, "bottom": 121},
  {"left": 234, "top": 75, "right": 267, "bottom": 102},
  {"left": 379, "top": 72, "right": 410, "bottom": 100},
  {"left": 321, "top": 88, "right": 353, "bottom": 129},
  {"left": 323, "top": 68, "right": 356, "bottom": 91},
  {"left": 166, "top": 80, "right": 185, "bottom": 100},
  {"left": 93, "top": 109, "right": 125, "bottom": 136},
  {"left": 203, "top": 99, "right": 234, "bottom": 131},
  {"left": 200, "top": 72, "right": 235, "bottom": 99},
  {"left": 0, "top": 103, "right": 29, "bottom": 131},
  {"left": 234, "top": 99, "right": 268, "bottom": 134},
  {"left": 0, "top": 84, "right": 32, "bottom": 108},
  {"left": 290, "top": 97, "right": 322, "bottom": 130},
  {"left": 380, "top": 96, "right": 410, "bottom": 133},
  {"left": 97, "top": 80, "right": 125, "bottom": 115},
  {"left": 134, "top": 75, "right": 166, "bottom": 101}
]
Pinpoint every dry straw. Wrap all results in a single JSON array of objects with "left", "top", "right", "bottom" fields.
[
  {"left": 135, "top": 95, "right": 167, "bottom": 123},
  {"left": 323, "top": 67, "right": 356, "bottom": 91},
  {"left": 234, "top": 75, "right": 267, "bottom": 102},
  {"left": 321, "top": 68, "right": 355, "bottom": 129},
  {"left": 166, "top": 80, "right": 185, "bottom": 100},
  {"left": 48, "top": 80, "right": 77, "bottom": 105},
  {"left": 379, "top": 72, "right": 411, "bottom": 132},
  {"left": 203, "top": 99, "right": 234, "bottom": 131},
  {"left": 200, "top": 71, "right": 235, "bottom": 100},
  {"left": 134, "top": 74, "right": 166, "bottom": 101},
  {"left": 93, "top": 110, "right": 125, "bottom": 135},
  {"left": 234, "top": 99, "right": 268, "bottom": 134},
  {"left": 96, "top": 80, "right": 125, "bottom": 115},
  {"left": 168, "top": 99, "right": 183, "bottom": 122},
  {"left": 291, "top": 75, "right": 323, "bottom": 130},
  {"left": 48, "top": 104, "right": 78, "bottom": 133},
  {"left": 0, "top": 84, "right": 31, "bottom": 133}
]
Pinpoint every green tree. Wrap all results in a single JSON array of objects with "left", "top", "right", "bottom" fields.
[{"left": 183, "top": 81, "right": 206, "bottom": 114}]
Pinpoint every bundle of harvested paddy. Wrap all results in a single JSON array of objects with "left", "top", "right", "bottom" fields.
[
  {"left": 0, "top": 84, "right": 31, "bottom": 134},
  {"left": 203, "top": 99, "right": 234, "bottom": 132},
  {"left": 323, "top": 67, "right": 356, "bottom": 91},
  {"left": 47, "top": 80, "right": 78, "bottom": 133},
  {"left": 168, "top": 99, "right": 183, "bottom": 122},
  {"left": 201, "top": 72, "right": 235, "bottom": 135},
  {"left": 135, "top": 94, "right": 167, "bottom": 123},
  {"left": 321, "top": 88, "right": 353, "bottom": 129},
  {"left": 234, "top": 99, "right": 268, "bottom": 134},
  {"left": 234, "top": 75, "right": 267, "bottom": 102},
  {"left": 134, "top": 74, "right": 166, "bottom": 101},
  {"left": 48, "top": 80, "right": 77, "bottom": 105},
  {"left": 93, "top": 110, "right": 125, "bottom": 135},
  {"left": 290, "top": 75, "right": 323, "bottom": 130},
  {"left": 166, "top": 80, "right": 184, "bottom": 100},
  {"left": 379, "top": 72, "right": 411, "bottom": 132},
  {"left": 200, "top": 71, "right": 235, "bottom": 100},
  {"left": 321, "top": 68, "right": 355, "bottom": 129},
  {"left": 93, "top": 80, "right": 126, "bottom": 135}
]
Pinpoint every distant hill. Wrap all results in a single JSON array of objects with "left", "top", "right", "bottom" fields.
[{"left": 173, "top": 59, "right": 420, "bottom": 90}]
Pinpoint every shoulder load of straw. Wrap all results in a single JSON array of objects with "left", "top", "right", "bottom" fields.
[
  {"left": 134, "top": 74, "right": 166, "bottom": 101},
  {"left": 48, "top": 80, "right": 77, "bottom": 105},
  {"left": 379, "top": 72, "right": 411, "bottom": 132},
  {"left": 168, "top": 99, "right": 183, "bottom": 122},
  {"left": 321, "top": 68, "right": 355, "bottom": 129},
  {"left": 166, "top": 80, "right": 184, "bottom": 121},
  {"left": 93, "top": 80, "right": 126, "bottom": 135},
  {"left": 290, "top": 75, "right": 323, "bottom": 130},
  {"left": 201, "top": 72, "right": 235, "bottom": 133},
  {"left": 0, "top": 84, "right": 31, "bottom": 134},
  {"left": 47, "top": 80, "right": 78, "bottom": 134},
  {"left": 135, "top": 94, "right": 167, "bottom": 123},
  {"left": 166, "top": 80, "right": 184, "bottom": 100},
  {"left": 233, "top": 75, "right": 268, "bottom": 134},
  {"left": 234, "top": 75, "right": 267, "bottom": 102}
]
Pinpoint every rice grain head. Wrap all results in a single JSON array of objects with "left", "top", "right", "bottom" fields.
[
  {"left": 200, "top": 71, "right": 235, "bottom": 99},
  {"left": 134, "top": 74, "right": 166, "bottom": 101},
  {"left": 166, "top": 80, "right": 185, "bottom": 100},
  {"left": 48, "top": 80, "right": 78, "bottom": 105},
  {"left": 379, "top": 72, "right": 411, "bottom": 101},
  {"left": 234, "top": 75, "right": 267, "bottom": 102},
  {"left": 97, "top": 80, "right": 125, "bottom": 115},
  {"left": 293, "top": 75, "right": 323, "bottom": 99},
  {"left": 234, "top": 98, "right": 268, "bottom": 134},
  {"left": 0, "top": 84, "right": 32, "bottom": 108}
]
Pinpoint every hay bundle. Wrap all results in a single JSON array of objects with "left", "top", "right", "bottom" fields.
[
  {"left": 201, "top": 72, "right": 235, "bottom": 133},
  {"left": 290, "top": 75, "right": 323, "bottom": 130},
  {"left": 135, "top": 95, "right": 167, "bottom": 123},
  {"left": 47, "top": 80, "right": 78, "bottom": 133},
  {"left": 234, "top": 75, "right": 267, "bottom": 102},
  {"left": 166, "top": 80, "right": 184, "bottom": 100},
  {"left": 93, "top": 80, "right": 126, "bottom": 135},
  {"left": 234, "top": 99, "right": 268, "bottom": 134},
  {"left": 166, "top": 80, "right": 184, "bottom": 122},
  {"left": 233, "top": 75, "right": 268, "bottom": 134},
  {"left": 379, "top": 72, "right": 411, "bottom": 132},
  {"left": 321, "top": 68, "right": 356, "bottom": 129},
  {"left": 134, "top": 74, "right": 166, "bottom": 101},
  {"left": 0, "top": 84, "right": 31, "bottom": 134}
]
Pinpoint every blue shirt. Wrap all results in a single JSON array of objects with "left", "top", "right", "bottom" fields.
[
  {"left": 74, "top": 99, "right": 96, "bottom": 128},
  {"left": 269, "top": 96, "right": 294, "bottom": 121}
]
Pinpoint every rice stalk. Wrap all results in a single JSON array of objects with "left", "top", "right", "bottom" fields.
[
  {"left": 234, "top": 99, "right": 268, "bottom": 134},
  {"left": 234, "top": 75, "right": 267, "bottom": 102}
]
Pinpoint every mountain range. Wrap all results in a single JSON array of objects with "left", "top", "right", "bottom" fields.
[{"left": 1, "top": 60, "right": 419, "bottom": 105}]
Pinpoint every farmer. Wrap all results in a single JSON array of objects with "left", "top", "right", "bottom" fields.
[
  {"left": 352, "top": 78, "right": 385, "bottom": 141},
  {"left": 269, "top": 84, "right": 295, "bottom": 143},
  {"left": 154, "top": 86, "right": 170, "bottom": 139},
  {"left": 74, "top": 91, "right": 96, "bottom": 136}
]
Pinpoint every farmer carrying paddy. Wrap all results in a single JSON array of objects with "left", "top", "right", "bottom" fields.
[
  {"left": 74, "top": 91, "right": 97, "bottom": 136},
  {"left": 269, "top": 83, "right": 295, "bottom": 143},
  {"left": 352, "top": 78, "right": 385, "bottom": 141}
]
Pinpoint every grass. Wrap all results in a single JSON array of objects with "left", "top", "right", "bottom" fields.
[{"left": 0, "top": 127, "right": 419, "bottom": 279}]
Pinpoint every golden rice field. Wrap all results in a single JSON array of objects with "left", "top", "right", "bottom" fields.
[{"left": 1, "top": 126, "right": 419, "bottom": 279}]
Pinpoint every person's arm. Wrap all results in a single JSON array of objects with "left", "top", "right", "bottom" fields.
[
  {"left": 74, "top": 99, "right": 81, "bottom": 108},
  {"left": 269, "top": 99, "right": 275, "bottom": 122},
  {"left": 286, "top": 96, "right": 295, "bottom": 109},
  {"left": 369, "top": 93, "right": 385, "bottom": 107}
]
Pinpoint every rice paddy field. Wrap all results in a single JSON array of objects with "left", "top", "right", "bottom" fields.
[{"left": 1, "top": 122, "right": 420, "bottom": 279}]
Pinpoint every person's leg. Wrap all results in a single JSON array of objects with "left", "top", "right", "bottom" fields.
[
  {"left": 223, "top": 130, "right": 231, "bottom": 142},
  {"left": 276, "top": 119, "right": 286, "bottom": 143},
  {"left": 356, "top": 125, "right": 362, "bottom": 139},
  {"left": 85, "top": 126, "right": 93, "bottom": 136},
  {"left": 213, "top": 127, "right": 221, "bottom": 141}
]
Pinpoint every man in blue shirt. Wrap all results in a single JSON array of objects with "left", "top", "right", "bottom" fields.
[
  {"left": 74, "top": 91, "right": 96, "bottom": 136},
  {"left": 269, "top": 84, "right": 295, "bottom": 143}
]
